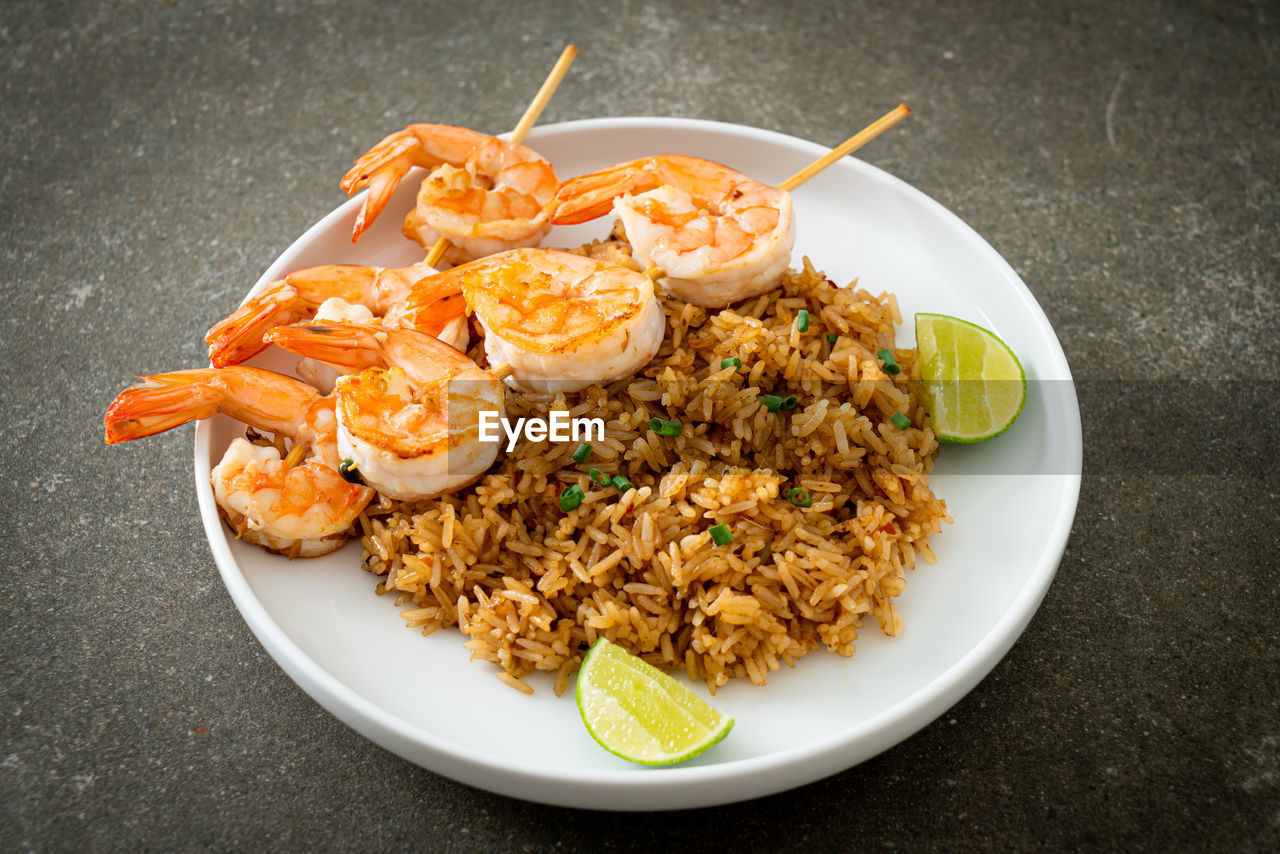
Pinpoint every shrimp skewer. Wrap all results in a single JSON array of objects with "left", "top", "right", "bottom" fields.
[
  {"left": 549, "top": 104, "right": 911, "bottom": 308},
  {"left": 345, "top": 46, "right": 576, "bottom": 263},
  {"left": 266, "top": 323, "right": 504, "bottom": 501},
  {"left": 419, "top": 44, "right": 576, "bottom": 268},
  {"left": 203, "top": 258, "right": 467, "bottom": 388},
  {"left": 340, "top": 124, "right": 559, "bottom": 262},
  {"left": 207, "top": 45, "right": 579, "bottom": 376},
  {"left": 104, "top": 367, "right": 374, "bottom": 557},
  {"left": 551, "top": 154, "right": 795, "bottom": 308},
  {"left": 401, "top": 247, "right": 665, "bottom": 393}
]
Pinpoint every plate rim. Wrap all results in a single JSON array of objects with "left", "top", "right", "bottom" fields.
[{"left": 193, "top": 115, "right": 1083, "bottom": 809}]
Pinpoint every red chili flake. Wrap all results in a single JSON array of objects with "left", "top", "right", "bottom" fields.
[
  {"left": 880, "top": 523, "right": 896, "bottom": 534},
  {"left": 623, "top": 505, "right": 635, "bottom": 515},
  {"left": 827, "top": 279, "right": 838, "bottom": 288}
]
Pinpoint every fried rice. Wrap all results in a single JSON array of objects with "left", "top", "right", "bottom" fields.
[{"left": 357, "top": 229, "right": 950, "bottom": 694}]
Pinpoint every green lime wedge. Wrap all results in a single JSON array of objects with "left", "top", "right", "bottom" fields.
[
  {"left": 915, "top": 313, "right": 1027, "bottom": 443},
  {"left": 575, "top": 637, "right": 733, "bottom": 765}
]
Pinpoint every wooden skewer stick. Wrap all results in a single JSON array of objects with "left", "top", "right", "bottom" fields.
[
  {"left": 777, "top": 103, "right": 911, "bottom": 192},
  {"left": 508, "top": 44, "right": 579, "bottom": 144},
  {"left": 424, "top": 44, "right": 578, "bottom": 268}
]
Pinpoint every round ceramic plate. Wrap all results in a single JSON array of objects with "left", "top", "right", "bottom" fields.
[{"left": 193, "top": 117, "right": 1082, "bottom": 810}]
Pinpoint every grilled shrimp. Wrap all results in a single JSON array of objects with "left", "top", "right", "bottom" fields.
[
  {"left": 265, "top": 323, "right": 503, "bottom": 501},
  {"left": 551, "top": 154, "right": 795, "bottom": 307},
  {"left": 203, "top": 259, "right": 467, "bottom": 372},
  {"left": 411, "top": 247, "right": 665, "bottom": 393},
  {"left": 340, "top": 123, "right": 558, "bottom": 260},
  {"left": 104, "top": 367, "right": 374, "bottom": 557}
]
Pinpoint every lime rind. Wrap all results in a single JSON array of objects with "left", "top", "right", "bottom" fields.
[
  {"left": 575, "top": 637, "right": 734, "bottom": 765},
  {"left": 915, "top": 313, "right": 1027, "bottom": 444}
]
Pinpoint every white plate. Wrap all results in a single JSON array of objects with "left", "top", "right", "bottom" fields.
[{"left": 194, "top": 117, "right": 1082, "bottom": 810}]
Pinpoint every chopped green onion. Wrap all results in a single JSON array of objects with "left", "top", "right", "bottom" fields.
[
  {"left": 762, "top": 394, "right": 798, "bottom": 413},
  {"left": 890, "top": 412, "right": 911, "bottom": 429},
  {"left": 786, "top": 487, "right": 813, "bottom": 508},
  {"left": 589, "top": 468, "right": 609, "bottom": 486},
  {"left": 826, "top": 333, "right": 838, "bottom": 344},
  {"left": 720, "top": 357, "right": 742, "bottom": 371},
  {"left": 572, "top": 443, "right": 593, "bottom": 463},
  {"left": 338, "top": 458, "right": 364, "bottom": 485},
  {"left": 797, "top": 310, "right": 810, "bottom": 332},
  {"left": 611, "top": 475, "right": 635, "bottom": 493},
  {"left": 649, "top": 417, "right": 683, "bottom": 437},
  {"left": 709, "top": 523, "right": 734, "bottom": 546},
  {"left": 560, "top": 484, "right": 585, "bottom": 512},
  {"left": 877, "top": 348, "right": 901, "bottom": 375}
]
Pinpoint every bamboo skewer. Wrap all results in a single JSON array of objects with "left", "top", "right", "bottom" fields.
[
  {"left": 424, "top": 44, "right": 577, "bottom": 269},
  {"left": 508, "top": 44, "right": 579, "bottom": 144},
  {"left": 778, "top": 103, "right": 910, "bottom": 191}
]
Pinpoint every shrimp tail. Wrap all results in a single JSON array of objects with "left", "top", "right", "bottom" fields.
[
  {"left": 551, "top": 165, "right": 661, "bottom": 225},
  {"left": 399, "top": 274, "right": 466, "bottom": 329},
  {"left": 266, "top": 323, "right": 388, "bottom": 371},
  {"left": 104, "top": 370, "right": 225, "bottom": 444},
  {"left": 340, "top": 124, "right": 481, "bottom": 243},
  {"left": 551, "top": 154, "right": 750, "bottom": 225},
  {"left": 204, "top": 266, "right": 381, "bottom": 367},
  {"left": 105, "top": 366, "right": 321, "bottom": 445},
  {"left": 268, "top": 321, "right": 477, "bottom": 379},
  {"left": 341, "top": 132, "right": 419, "bottom": 242},
  {"left": 205, "top": 287, "right": 305, "bottom": 368}
]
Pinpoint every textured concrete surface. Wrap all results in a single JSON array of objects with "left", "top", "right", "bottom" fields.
[{"left": 3, "top": 0, "right": 1278, "bottom": 850}]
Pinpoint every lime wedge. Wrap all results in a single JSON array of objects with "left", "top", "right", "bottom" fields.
[
  {"left": 915, "top": 313, "right": 1027, "bottom": 443},
  {"left": 575, "top": 637, "right": 733, "bottom": 765}
]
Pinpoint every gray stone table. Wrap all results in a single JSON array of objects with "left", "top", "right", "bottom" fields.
[{"left": 3, "top": 0, "right": 1277, "bottom": 850}]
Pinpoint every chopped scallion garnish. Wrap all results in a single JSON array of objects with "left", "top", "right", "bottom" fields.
[
  {"left": 560, "top": 484, "right": 585, "bottom": 512},
  {"left": 611, "top": 475, "right": 635, "bottom": 493},
  {"left": 890, "top": 412, "right": 911, "bottom": 429},
  {"left": 572, "top": 443, "right": 593, "bottom": 463},
  {"left": 877, "top": 348, "right": 901, "bottom": 375},
  {"left": 338, "top": 458, "right": 364, "bottom": 485},
  {"left": 786, "top": 487, "right": 813, "bottom": 508},
  {"left": 826, "top": 333, "right": 838, "bottom": 344},
  {"left": 649, "top": 417, "right": 683, "bottom": 437},
  {"left": 709, "top": 523, "right": 734, "bottom": 546},
  {"left": 589, "top": 468, "right": 609, "bottom": 486},
  {"left": 797, "top": 310, "right": 810, "bottom": 332},
  {"left": 761, "top": 394, "right": 798, "bottom": 413},
  {"left": 720, "top": 357, "right": 742, "bottom": 371}
]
